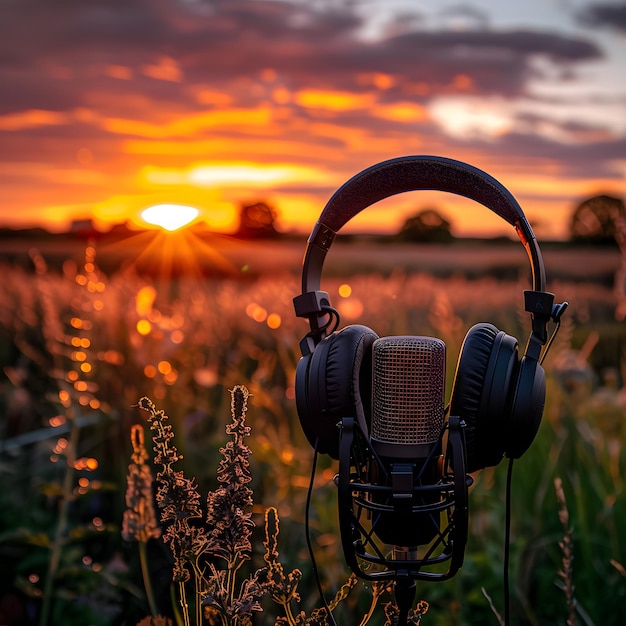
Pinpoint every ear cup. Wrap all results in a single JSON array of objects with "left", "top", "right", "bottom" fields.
[
  {"left": 296, "top": 324, "right": 379, "bottom": 459},
  {"left": 449, "top": 323, "right": 518, "bottom": 472},
  {"left": 295, "top": 354, "right": 317, "bottom": 451},
  {"left": 507, "top": 356, "right": 546, "bottom": 459}
]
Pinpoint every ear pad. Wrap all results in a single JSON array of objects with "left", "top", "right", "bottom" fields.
[
  {"left": 449, "top": 323, "right": 519, "bottom": 472},
  {"left": 507, "top": 356, "right": 546, "bottom": 459},
  {"left": 295, "top": 324, "right": 379, "bottom": 459}
]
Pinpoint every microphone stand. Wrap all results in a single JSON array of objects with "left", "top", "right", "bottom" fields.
[
  {"left": 395, "top": 577, "right": 417, "bottom": 626},
  {"left": 337, "top": 416, "right": 469, "bottom": 582}
]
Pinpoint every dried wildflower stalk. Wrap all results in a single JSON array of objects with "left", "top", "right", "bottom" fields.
[
  {"left": 480, "top": 587, "right": 504, "bottom": 626},
  {"left": 202, "top": 385, "right": 267, "bottom": 624},
  {"left": 135, "top": 386, "right": 418, "bottom": 626},
  {"left": 381, "top": 597, "right": 429, "bottom": 626},
  {"left": 263, "top": 505, "right": 304, "bottom": 625},
  {"left": 137, "top": 386, "right": 269, "bottom": 626},
  {"left": 123, "top": 424, "right": 161, "bottom": 544},
  {"left": 34, "top": 245, "right": 104, "bottom": 626},
  {"left": 356, "top": 581, "right": 388, "bottom": 626},
  {"left": 263, "top": 503, "right": 425, "bottom": 626},
  {"left": 554, "top": 477, "right": 576, "bottom": 626},
  {"left": 611, "top": 559, "right": 626, "bottom": 577},
  {"left": 139, "top": 396, "right": 208, "bottom": 626},
  {"left": 122, "top": 424, "right": 161, "bottom": 618}
]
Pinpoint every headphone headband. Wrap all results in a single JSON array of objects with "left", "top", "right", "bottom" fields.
[
  {"left": 321, "top": 155, "right": 527, "bottom": 232},
  {"left": 296, "top": 155, "right": 552, "bottom": 354}
]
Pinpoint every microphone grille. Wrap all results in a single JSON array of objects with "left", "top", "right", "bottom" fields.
[{"left": 371, "top": 336, "right": 445, "bottom": 447}]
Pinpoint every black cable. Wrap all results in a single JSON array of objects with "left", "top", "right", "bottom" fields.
[
  {"left": 541, "top": 302, "right": 568, "bottom": 365},
  {"left": 540, "top": 319, "right": 561, "bottom": 365},
  {"left": 504, "top": 458, "right": 514, "bottom": 626},
  {"left": 320, "top": 304, "right": 341, "bottom": 334},
  {"left": 305, "top": 440, "right": 339, "bottom": 626}
]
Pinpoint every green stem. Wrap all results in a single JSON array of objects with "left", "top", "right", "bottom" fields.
[
  {"left": 178, "top": 581, "right": 192, "bottom": 626},
  {"left": 359, "top": 596, "right": 378, "bottom": 626},
  {"left": 138, "top": 540, "right": 159, "bottom": 617},
  {"left": 171, "top": 584, "right": 185, "bottom": 626},
  {"left": 358, "top": 600, "right": 377, "bottom": 626},
  {"left": 193, "top": 561, "right": 203, "bottom": 626},
  {"left": 226, "top": 561, "right": 238, "bottom": 625},
  {"left": 39, "top": 412, "right": 79, "bottom": 626},
  {"left": 359, "top": 587, "right": 384, "bottom": 626},
  {"left": 283, "top": 601, "right": 298, "bottom": 626}
]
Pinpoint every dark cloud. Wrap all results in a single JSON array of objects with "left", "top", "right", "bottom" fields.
[
  {"left": 0, "top": 0, "right": 622, "bottom": 225},
  {"left": 0, "top": 0, "right": 605, "bottom": 115},
  {"left": 471, "top": 129, "right": 626, "bottom": 180},
  {"left": 577, "top": 2, "right": 626, "bottom": 32},
  {"left": 361, "top": 29, "right": 602, "bottom": 99}
]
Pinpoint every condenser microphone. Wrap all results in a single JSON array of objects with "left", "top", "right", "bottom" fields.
[
  {"left": 371, "top": 336, "right": 445, "bottom": 454},
  {"left": 336, "top": 333, "right": 468, "bottom": 583},
  {"left": 369, "top": 336, "right": 446, "bottom": 547}
]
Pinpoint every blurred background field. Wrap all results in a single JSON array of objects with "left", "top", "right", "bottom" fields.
[
  {"left": 2, "top": 0, "right": 626, "bottom": 623},
  {"left": 0, "top": 232, "right": 624, "bottom": 626}
]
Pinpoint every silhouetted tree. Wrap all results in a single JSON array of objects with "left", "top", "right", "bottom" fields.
[
  {"left": 570, "top": 194, "right": 626, "bottom": 319},
  {"left": 398, "top": 208, "right": 453, "bottom": 243},
  {"left": 569, "top": 194, "right": 626, "bottom": 246},
  {"left": 235, "top": 201, "right": 280, "bottom": 239}
]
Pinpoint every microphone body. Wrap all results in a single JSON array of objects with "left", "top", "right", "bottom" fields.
[
  {"left": 336, "top": 334, "right": 469, "bottom": 582},
  {"left": 369, "top": 336, "right": 446, "bottom": 547}
]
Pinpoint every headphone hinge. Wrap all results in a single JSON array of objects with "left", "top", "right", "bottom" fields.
[
  {"left": 294, "top": 290, "right": 334, "bottom": 355},
  {"left": 299, "top": 334, "right": 317, "bottom": 357},
  {"left": 293, "top": 290, "right": 331, "bottom": 318},
  {"left": 524, "top": 290, "right": 554, "bottom": 346},
  {"left": 308, "top": 221, "right": 336, "bottom": 250}
]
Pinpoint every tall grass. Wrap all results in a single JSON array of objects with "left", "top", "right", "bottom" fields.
[{"left": 0, "top": 243, "right": 624, "bottom": 625}]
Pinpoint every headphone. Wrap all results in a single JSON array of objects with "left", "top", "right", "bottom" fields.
[{"left": 294, "top": 155, "right": 563, "bottom": 473}]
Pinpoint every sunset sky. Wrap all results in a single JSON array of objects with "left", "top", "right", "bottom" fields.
[{"left": 1, "top": 0, "right": 624, "bottom": 239}]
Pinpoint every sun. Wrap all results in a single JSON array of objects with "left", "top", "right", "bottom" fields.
[{"left": 141, "top": 204, "right": 200, "bottom": 231}]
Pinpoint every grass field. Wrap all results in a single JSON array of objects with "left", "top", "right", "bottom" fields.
[
  {"left": 1, "top": 231, "right": 622, "bottom": 282},
  {"left": 0, "top": 236, "right": 624, "bottom": 625}
]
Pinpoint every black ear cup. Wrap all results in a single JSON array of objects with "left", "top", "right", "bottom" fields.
[
  {"left": 449, "top": 323, "right": 519, "bottom": 472},
  {"left": 507, "top": 356, "right": 546, "bottom": 459},
  {"left": 295, "top": 324, "right": 379, "bottom": 459}
]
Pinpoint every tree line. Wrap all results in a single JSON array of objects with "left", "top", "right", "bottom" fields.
[{"left": 236, "top": 195, "right": 626, "bottom": 246}]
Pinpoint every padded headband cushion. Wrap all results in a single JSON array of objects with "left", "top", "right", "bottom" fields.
[{"left": 320, "top": 156, "right": 528, "bottom": 233}]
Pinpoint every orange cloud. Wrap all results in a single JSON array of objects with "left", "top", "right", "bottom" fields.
[
  {"left": 452, "top": 74, "right": 474, "bottom": 91},
  {"left": 104, "top": 64, "right": 134, "bottom": 80},
  {"left": 141, "top": 162, "right": 335, "bottom": 189},
  {"left": 104, "top": 107, "right": 273, "bottom": 139},
  {"left": 123, "top": 137, "right": 309, "bottom": 157},
  {"left": 194, "top": 89, "right": 235, "bottom": 106},
  {"left": 0, "top": 109, "right": 68, "bottom": 131},
  {"left": 295, "top": 89, "right": 375, "bottom": 111},
  {"left": 39, "top": 168, "right": 109, "bottom": 186},
  {"left": 357, "top": 73, "right": 396, "bottom": 90},
  {"left": 141, "top": 56, "right": 182, "bottom": 82},
  {"left": 372, "top": 102, "right": 428, "bottom": 123}
]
